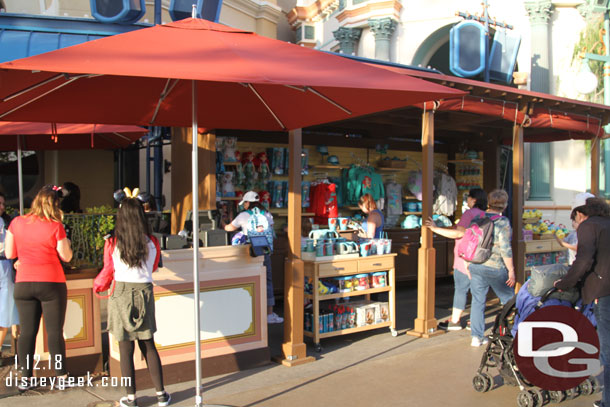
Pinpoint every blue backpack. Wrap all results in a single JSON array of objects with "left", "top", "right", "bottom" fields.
[{"left": 246, "top": 207, "right": 274, "bottom": 252}]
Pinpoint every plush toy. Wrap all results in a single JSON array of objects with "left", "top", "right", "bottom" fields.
[
  {"left": 301, "top": 181, "right": 311, "bottom": 208},
  {"left": 221, "top": 172, "right": 235, "bottom": 197},
  {"left": 259, "top": 190, "right": 271, "bottom": 210},
  {"left": 223, "top": 137, "right": 237, "bottom": 162}
]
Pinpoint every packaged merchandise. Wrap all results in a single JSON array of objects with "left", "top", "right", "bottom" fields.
[
  {"left": 376, "top": 302, "right": 390, "bottom": 323},
  {"left": 371, "top": 272, "right": 387, "bottom": 288},
  {"left": 354, "top": 274, "right": 370, "bottom": 290}
]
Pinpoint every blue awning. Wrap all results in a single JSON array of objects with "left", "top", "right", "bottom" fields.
[{"left": 0, "top": 13, "right": 149, "bottom": 63}]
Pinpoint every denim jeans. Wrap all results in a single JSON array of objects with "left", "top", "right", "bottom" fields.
[
  {"left": 453, "top": 269, "right": 471, "bottom": 311},
  {"left": 263, "top": 254, "right": 274, "bottom": 306},
  {"left": 595, "top": 295, "right": 610, "bottom": 407},
  {"left": 469, "top": 263, "right": 515, "bottom": 340}
]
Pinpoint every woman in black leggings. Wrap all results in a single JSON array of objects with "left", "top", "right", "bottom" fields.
[
  {"left": 5, "top": 185, "right": 73, "bottom": 389},
  {"left": 96, "top": 190, "right": 169, "bottom": 407}
]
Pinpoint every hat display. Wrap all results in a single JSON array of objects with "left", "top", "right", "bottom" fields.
[
  {"left": 571, "top": 192, "right": 595, "bottom": 210},
  {"left": 238, "top": 190, "right": 260, "bottom": 206},
  {"left": 327, "top": 155, "right": 340, "bottom": 165}
]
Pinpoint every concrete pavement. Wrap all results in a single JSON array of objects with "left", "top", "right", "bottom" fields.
[{"left": 0, "top": 280, "right": 602, "bottom": 407}]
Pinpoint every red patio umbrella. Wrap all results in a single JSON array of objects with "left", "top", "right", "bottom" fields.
[
  {"left": 0, "top": 121, "right": 147, "bottom": 150},
  {"left": 0, "top": 121, "right": 147, "bottom": 214},
  {"left": 0, "top": 17, "right": 465, "bottom": 404}
]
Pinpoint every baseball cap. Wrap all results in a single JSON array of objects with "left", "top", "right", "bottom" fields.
[
  {"left": 238, "top": 191, "right": 260, "bottom": 206},
  {"left": 572, "top": 192, "right": 595, "bottom": 209}
]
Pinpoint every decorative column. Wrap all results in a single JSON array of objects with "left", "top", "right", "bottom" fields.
[
  {"left": 332, "top": 27, "right": 362, "bottom": 55},
  {"left": 525, "top": 0, "right": 553, "bottom": 200},
  {"left": 368, "top": 18, "right": 397, "bottom": 61},
  {"left": 525, "top": 0, "right": 552, "bottom": 93}
]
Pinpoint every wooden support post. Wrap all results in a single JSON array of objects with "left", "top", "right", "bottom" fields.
[
  {"left": 278, "top": 128, "right": 314, "bottom": 366},
  {"left": 512, "top": 122, "right": 525, "bottom": 291},
  {"left": 591, "top": 134, "right": 601, "bottom": 196},
  {"left": 170, "top": 128, "right": 215, "bottom": 234},
  {"left": 409, "top": 109, "right": 442, "bottom": 338}
]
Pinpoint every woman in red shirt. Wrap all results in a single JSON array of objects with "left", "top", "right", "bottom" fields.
[{"left": 5, "top": 185, "right": 73, "bottom": 389}]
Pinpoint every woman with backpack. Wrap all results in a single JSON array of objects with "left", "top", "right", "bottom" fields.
[
  {"left": 424, "top": 188, "right": 487, "bottom": 331},
  {"left": 224, "top": 191, "right": 283, "bottom": 324},
  {"left": 468, "top": 189, "right": 516, "bottom": 347}
]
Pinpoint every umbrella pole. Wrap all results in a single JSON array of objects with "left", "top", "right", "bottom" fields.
[
  {"left": 17, "top": 135, "right": 24, "bottom": 215},
  {"left": 192, "top": 79, "right": 203, "bottom": 407}
]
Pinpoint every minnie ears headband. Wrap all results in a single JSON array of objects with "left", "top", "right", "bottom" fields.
[{"left": 113, "top": 187, "right": 151, "bottom": 204}]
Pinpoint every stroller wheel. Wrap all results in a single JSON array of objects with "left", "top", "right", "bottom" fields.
[
  {"left": 548, "top": 390, "right": 565, "bottom": 403},
  {"left": 579, "top": 376, "right": 600, "bottom": 396},
  {"left": 564, "top": 387, "right": 578, "bottom": 400},
  {"left": 517, "top": 390, "right": 535, "bottom": 407},
  {"left": 472, "top": 373, "right": 493, "bottom": 393},
  {"left": 531, "top": 389, "right": 547, "bottom": 406}
]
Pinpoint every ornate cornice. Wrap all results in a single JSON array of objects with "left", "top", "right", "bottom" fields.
[
  {"left": 368, "top": 17, "right": 397, "bottom": 41},
  {"left": 224, "top": 0, "right": 283, "bottom": 25},
  {"left": 287, "top": 0, "right": 339, "bottom": 26},
  {"left": 524, "top": 0, "right": 553, "bottom": 25},
  {"left": 335, "top": 0, "right": 402, "bottom": 28}
]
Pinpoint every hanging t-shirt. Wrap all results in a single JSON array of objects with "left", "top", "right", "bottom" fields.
[
  {"left": 384, "top": 182, "right": 403, "bottom": 217},
  {"left": 433, "top": 172, "right": 458, "bottom": 216},
  {"left": 308, "top": 182, "right": 338, "bottom": 224}
]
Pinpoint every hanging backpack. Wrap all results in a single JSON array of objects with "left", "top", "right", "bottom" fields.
[
  {"left": 246, "top": 207, "right": 274, "bottom": 255},
  {"left": 456, "top": 214, "right": 501, "bottom": 264}
]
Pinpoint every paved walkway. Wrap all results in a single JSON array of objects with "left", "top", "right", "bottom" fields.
[{"left": 0, "top": 281, "right": 603, "bottom": 407}]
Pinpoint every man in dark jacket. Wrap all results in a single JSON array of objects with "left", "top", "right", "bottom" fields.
[{"left": 555, "top": 197, "right": 610, "bottom": 407}]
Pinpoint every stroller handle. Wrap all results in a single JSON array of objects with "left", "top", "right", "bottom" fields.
[{"left": 534, "top": 286, "right": 579, "bottom": 310}]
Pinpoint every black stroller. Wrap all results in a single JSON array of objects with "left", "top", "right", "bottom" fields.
[{"left": 471, "top": 287, "right": 601, "bottom": 407}]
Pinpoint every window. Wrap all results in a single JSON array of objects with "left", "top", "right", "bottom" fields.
[{"left": 528, "top": 142, "right": 551, "bottom": 200}]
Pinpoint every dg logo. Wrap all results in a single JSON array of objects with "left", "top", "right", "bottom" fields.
[{"left": 513, "top": 305, "right": 601, "bottom": 391}]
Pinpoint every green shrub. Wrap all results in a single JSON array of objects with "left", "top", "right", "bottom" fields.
[{"left": 64, "top": 206, "right": 116, "bottom": 269}]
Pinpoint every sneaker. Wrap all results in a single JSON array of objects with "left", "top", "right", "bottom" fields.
[
  {"left": 120, "top": 396, "right": 138, "bottom": 407},
  {"left": 438, "top": 320, "right": 462, "bottom": 331},
  {"left": 466, "top": 320, "right": 471, "bottom": 331},
  {"left": 17, "top": 377, "right": 34, "bottom": 392},
  {"left": 593, "top": 401, "right": 601, "bottom": 407},
  {"left": 267, "top": 312, "right": 284, "bottom": 324},
  {"left": 157, "top": 391, "right": 171, "bottom": 407},
  {"left": 471, "top": 337, "right": 489, "bottom": 347}
]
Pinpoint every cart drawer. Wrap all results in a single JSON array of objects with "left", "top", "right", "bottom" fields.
[
  {"left": 551, "top": 240, "right": 567, "bottom": 252},
  {"left": 358, "top": 256, "right": 394, "bottom": 272},
  {"left": 525, "top": 240, "right": 553, "bottom": 253},
  {"left": 318, "top": 261, "right": 358, "bottom": 277}
]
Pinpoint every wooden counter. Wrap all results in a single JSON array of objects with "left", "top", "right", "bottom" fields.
[
  {"left": 35, "top": 267, "right": 103, "bottom": 377},
  {"left": 108, "top": 245, "right": 269, "bottom": 389}
]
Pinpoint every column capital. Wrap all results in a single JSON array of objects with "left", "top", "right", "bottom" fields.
[
  {"left": 332, "top": 26, "right": 363, "bottom": 43},
  {"left": 332, "top": 26, "right": 362, "bottom": 55},
  {"left": 368, "top": 17, "right": 398, "bottom": 41},
  {"left": 524, "top": 0, "right": 553, "bottom": 25}
]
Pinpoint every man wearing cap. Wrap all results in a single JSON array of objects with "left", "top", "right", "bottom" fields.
[
  {"left": 224, "top": 191, "right": 283, "bottom": 324},
  {"left": 555, "top": 193, "right": 610, "bottom": 407}
]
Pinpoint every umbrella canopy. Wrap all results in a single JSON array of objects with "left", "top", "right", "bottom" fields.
[
  {"left": 0, "top": 18, "right": 464, "bottom": 130},
  {"left": 0, "top": 18, "right": 464, "bottom": 406},
  {"left": 0, "top": 122, "right": 147, "bottom": 150}
]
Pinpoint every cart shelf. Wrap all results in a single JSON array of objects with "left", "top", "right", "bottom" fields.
[
  {"left": 305, "top": 285, "right": 392, "bottom": 301},
  {"left": 304, "top": 321, "right": 392, "bottom": 339}
]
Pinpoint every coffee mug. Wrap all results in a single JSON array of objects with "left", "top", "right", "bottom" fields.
[
  {"left": 375, "top": 240, "right": 385, "bottom": 256},
  {"left": 338, "top": 217, "right": 349, "bottom": 231},
  {"left": 360, "top": 242, "right": 372, "bottom": 257},
  {"left": 328, "top": 218, "right": 338, "bottom": 231},
  {"left": 316, "top": 244, "right": 325, "bottom": 257}
]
